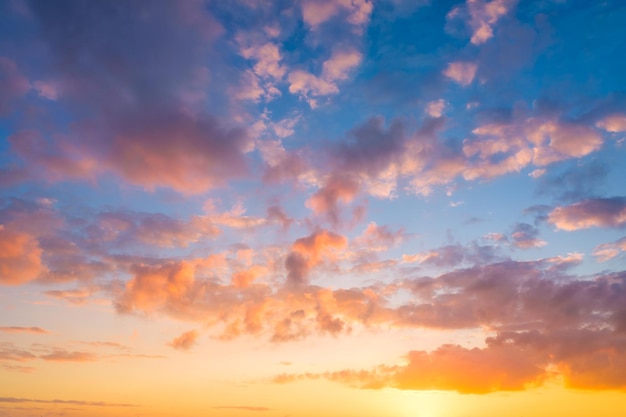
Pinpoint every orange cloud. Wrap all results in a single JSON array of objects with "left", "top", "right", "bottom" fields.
[
  {"left": 232, "top": 265, "right": 268, "bottom": 288},
  {"left": 285, "top": 230, "right": 347, "bottom": 287},
  {"left": 169, "top": 330, "right": 198, "bottom": 350},
  {"left": 116, "top": 261, "right": 195, "bottom": 314},
  {"left": 0, "top": 225, "right": 46, "bottom": 285}
]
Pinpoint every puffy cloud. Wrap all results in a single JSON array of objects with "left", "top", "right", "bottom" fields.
[
  {"left": 288, "top": 48, "right": 362, "bottom": 107},
  {"left": 232, "top": 265, "right": 268, "bottom": 288},
  {"left": 0, "top": 225, "right": 46, "bottom": 285},
  {"left": 528, "top": 121, "right": 603, "bottom": 166},
  {"left": 447, "top": 0, "right": 518, "bottom": 45},
  {"left": 596, "top": 114, "right": 626, "bottom": 132},
  {"left": 235, "top": 34, "right": 286, "bottom": 102},
  {"left": 285, "top": 230, "right": 347, "bottom": 287},
  {"left": 548, "top": 197, "right": 626, "bottom": 231},
  {"left": 354, "top": 222, "right": 404, "bottom": 252},
  {"left": 116, "top": 261, "right": 196, "bottom": 315},
  {"left": 103, "top": 111, "right": 250, "bottom": 193},
  {"left": 32, "top": 80, "right": 59, "bottom": 100},
  {"left": 306, "top": 174, "right": 360, "bottom": 224},
  {"left": 443, "top": 61, "right": 477, "bottom": 86},
  {"left": 593, "top": 237, "right": 626, "bottom": 262},
  {"left": 168, "top": 330, "right": 199, "bottom": 350},
  {"left": 510, "top": 223, "right": 546, "bottom": 249},
  {"left": 425, "top": 99, "right": 446, "bottom": 117},
  {"left": 464, "top": 118, "right": 605, "bottom": 181},
  {"left": 21, "top": 0, "right": 249, "bottom": 194},
  {"left": 301, "top": 0, "right": 372, "bottom": 28},
  {"left": 239, "top": 41, "right": 286, "bottom": 80}
]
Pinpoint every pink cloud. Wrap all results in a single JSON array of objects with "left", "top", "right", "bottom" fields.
[
  {"left": 447, "top": 0, "right": 518, "bottom": 45},
  {"left": 548, "top": 197, "right": 626, "bottom": 231},
  {"left": 301, "top": 0, "right": 372, "bottom": 28},
  {"left": 306, "top": 174, "right": 360, "bottom": 224},
  {"left": 425, "top": 99, "right": 447, "bottom": 117},
  {"left": 288, "top": 48, "right": 362, "bottom": 107},
  {"left": 443, "top": 61, "right": 477, "bottom": 86},
  {"left": 593, "top": 237, "right": 626, "bottom": 262},
  {"left": 596, "top": 114, "right": 626, "bottom": 132}
]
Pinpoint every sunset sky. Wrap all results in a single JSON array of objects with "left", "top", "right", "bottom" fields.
[{"left": 1, "top": 0, "right": 626, "bottom": 416}]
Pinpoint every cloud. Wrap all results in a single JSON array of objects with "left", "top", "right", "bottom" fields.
[
  {"left": 213, "top": 406, "right": 270, "bottom": 412},
  {"left": 0, "top": 56, "right": 30, "bottom": 115},
  {"left": 0, "top": 397, "right": 136, "bottom": 407},
  {"left": 232, "top": 265, "right": 268, "bottom": 288},
  {"left": 510, "top": 223, "right": 546, "bottom": 249},
  {"left": 0, "top": 344, "right": 37, "bottom": 362},
  {"left": 301, "top": 0, "right": 372, "bottom": 28},
  {"left": 447, "top": 0, "right": 518, "bottom": 45},
  {"left": 0, "top": 327, "right": 50, "bottom": 334},
  {"left": 548, "top": 197, "right": 626, "bottom": 231},
  {"left": 274, "top": 263, "right": 626, "bottom": 392},
  {"left": 425, "top": 99, "right": 447, "bottom": 117},
  {"left": 306, "top": 174, "right": 361, "bottom": 224},
  {"left": 21, "top": 0, "right": 249, "bottom": 194},
  {"left": 44, "top": 288, "right": 95, "bottom": 305},
  {"left": 443, "top": 61, "right": 477, "bottom": 86},
  {"left": 534, "top": 161, "right": 609, "bottom": 203},
  {"left": 39, "top": 350, "right": 97, "bottom": 362},
  {"left": 116, "top": 261, "right": 196, "bottom": 315},
  {"left": 288, "top": 48, "right": 362, "bottom": 107},
  {"left": 285, "top": 230, "right": 347, "bottom": 287},
  {"left": 168, "top": 330, "right": 199, "bottom": 350},
  {"left": 597, "top": 114, "right": 626, "bottom": 132},
  {"left": 235, "top": 34, "right": 286, "bottom": 102},
  {"left": 0, "top": 224, "right": 46, "bottom": 285},
  {"left": 593, "top": 237, "right": 626, "bottom": 262}
]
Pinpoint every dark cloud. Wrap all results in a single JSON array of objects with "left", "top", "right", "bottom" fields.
[
  {"left": 548, "top": 197, "right": 626, "bottom": 231},
  {"left": 535, "top": 160, "right": 609, "bottom": 203}
]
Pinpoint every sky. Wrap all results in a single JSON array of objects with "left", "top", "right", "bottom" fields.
[{"left": 1, "top": 0, "right": 626, "bottom": 416}]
